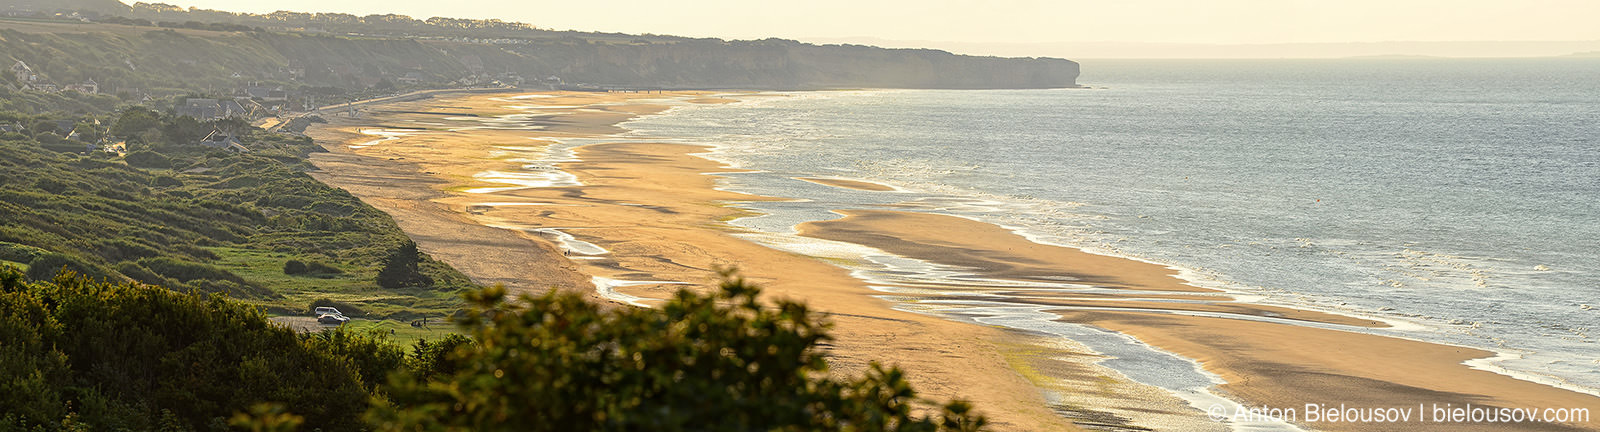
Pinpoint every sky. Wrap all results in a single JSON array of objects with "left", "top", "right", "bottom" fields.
[{"left": 131, "top": 1, "right": 1600, "bottom": 58}]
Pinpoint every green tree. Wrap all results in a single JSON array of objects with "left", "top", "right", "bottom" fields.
[
  {"left": 24, "top": 253, "right": 98, "bottom": 281},
  {"left": 299, "top": 328, "right": 406, "bottom": 392},
  {"left": 403, "top": 333, "right": 472, "bottom": 382},
  {"left": 366, "top": 272, "right": 988, "bottom": 432},
  {"left": 0, "top": 267, "right": 370, "bottom": 431},
  {"left": 161, "top": 114, "right": 207, "bottom": 144},
  {"left": 124, "top": 150, "right": 172, "bottom": 168},
  {"left": 110, "top": 107, "right": 161, "bottom": 139},
  {"left": 376, "top": 241, "right": 431, "bottom": 288}
]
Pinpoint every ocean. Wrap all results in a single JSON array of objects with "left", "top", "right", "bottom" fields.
[{"left": 618, "top": 58, "right": 1600, "bottom": 399}]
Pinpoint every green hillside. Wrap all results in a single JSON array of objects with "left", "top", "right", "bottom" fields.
[
  {"left": 0, "top": 108, "right": 472, "bottom": 320},
  {"left": 1, "top": 1, "right": 1080, "bottom": 97}
]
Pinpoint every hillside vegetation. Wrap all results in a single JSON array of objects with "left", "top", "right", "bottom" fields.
[
  {"left": 0, "top": 0, "right": 1017, "bottom": 429},
  {"left": 0, "top": 108, "right": 472, "bottom": 319},
  {"left": 3, "top": 0, "right": 1079, "bottom": 97},
  {"left": 1, "top": 267, "right": 989, "bottom": 431}
]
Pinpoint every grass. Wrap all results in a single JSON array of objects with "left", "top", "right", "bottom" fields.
[
  {"left": 211, "top": 246, "right": 464, "bottom": 320},
  {"left": 344, "top": 318, "right": 459, "bottom": 347},
  {"left": 1, "top": 260, "right": 27, "bottom": 272}
]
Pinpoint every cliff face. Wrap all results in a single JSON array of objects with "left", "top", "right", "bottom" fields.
[
  {"left": 0, "top": 0, "right": 128, "bottom": 14},
  {"left": 476, "top": 39, "right": 1080, "bottom": 89},
  {"left": 0, "top": 11, "right": 1079, "bottom": 92}
]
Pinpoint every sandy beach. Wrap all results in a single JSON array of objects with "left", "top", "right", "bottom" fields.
[{"left": 305, "top": 90, "right": 1599, "bottom": 431}]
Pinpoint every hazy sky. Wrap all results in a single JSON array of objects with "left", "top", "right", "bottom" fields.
[{"left": 135, "top": 1, "right": 1600, "bottom": 57}]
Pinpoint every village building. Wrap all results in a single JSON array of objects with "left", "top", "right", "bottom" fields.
[
  {"left": 243, "top": 85, "right": 288, "bottom": 101},
  {"left": 397, "top": 71, "right": 425, "bottom": 84},
  {"left": 64, "top": 79, "right": 99, "bottom": 94},
  {"left": 198, "top": 130, "right": 248, "bottom": 153},
  {"left": 178, "top": 98, "right": 253, "bottom": 120},
  {"left": 10, "top": 61, "right": 36, "bottom": 83},
  {"left": 179, "top": 99, "right": 223, "bottom": 120}
]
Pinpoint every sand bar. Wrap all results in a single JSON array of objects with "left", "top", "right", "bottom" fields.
[
  {"left": 308, "top": 91, "right": 1599, "bottom": 431},
  {"left": 797, "top": 177, "right": 899, "bottom": 191},
  {"left": 307, "top": 91, "right": 1084, "bottom": 431},
  {"left": 801, "top": 210, "right": 1600, "bottom": 431}
]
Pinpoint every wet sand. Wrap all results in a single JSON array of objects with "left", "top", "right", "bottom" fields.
[
  {"left": 306, "top": 91, "right": 1082, "bottom": 431},
  {"left": 798, "top": 177, "right": 899, "bottom": 191},
  {"left": 802, "top": 210, "right": 1600, "bottom": 431},
  {"left": 307, "top": 91, "right": 1600, "bottom": 431}
]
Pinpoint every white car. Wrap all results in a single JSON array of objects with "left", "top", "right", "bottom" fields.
[
  {"left": 317, "top": 314, "right": 349, "bottom": 325},
  {"left": 313, "top": 306, "right": 342, "bottom": 316}
]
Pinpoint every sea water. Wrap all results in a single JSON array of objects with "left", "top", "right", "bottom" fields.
[{"left": 621, "top": 58, "right": 1600, "bottom": 395}]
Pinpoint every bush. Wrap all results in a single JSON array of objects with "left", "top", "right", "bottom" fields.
[
  {"left": 376, "top": 241, "right": 431, "bottom": 289},
  {"left": 95, "top": 238, "right": 161, "bottom": 262},
  {"left": 115, "top": 261, "right": 181, "bottom": 288},
  {"left": 299, "top": 329, "right": 405, "bottom": 392},
  {"left": 366, "top": 272, "right": 988, "bottom": 431},
  {"left": 0, "top": 241, "right": 47, "bottom": 263},
  {"left": 404, "top": 334, "right": 473, "bottom": 382},
  {"left": 304, "top": 261, "right": 343, "bottom": 275},
  {"left": 151, "top": 173, "right": 184, "bottom": 187},
  {"left": 0, "top": 267, "right": 369, "bottom": 431},
  {"left": 287, "top": 259, "right": 343, "bottom": 276},
  {"left": 135, "top": 257, "right": 244, "bottom": 284},
  {"left": 25, "top": 253, "right": 97, "bottom": 282},
  {"left": 309, "top": 298, "right": 365, "bottom": 317},
  {"left": 125, "top": 150, "right": 172, "bottom": 169}
]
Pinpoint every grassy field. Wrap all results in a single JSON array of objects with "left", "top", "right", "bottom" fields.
[
  {"left": 210, "top": 246, "right": 464, "bottom": 320},
  {"left": 0, "top": 260, "right": 26, "bottom": 272},
  {"left": 343, "top": 318, "right": 460, "bottom": 347},
  {"left": 1, "top": 109, "right": 472, "bottom": 329}
]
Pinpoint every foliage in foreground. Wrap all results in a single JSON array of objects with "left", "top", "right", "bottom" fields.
[
  {"left": 0, "top": 267, "right": 369, "bottom": 431},
  {"left": 2, "top": 265, "right": 987, "bottom": 431},
  {"left": 367, "top": 271, "right": 987, "bottom": 432}
]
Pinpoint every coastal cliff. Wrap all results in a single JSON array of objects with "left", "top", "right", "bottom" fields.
[{"left": 0, "top": 0, "right": 1079, "bottom": 92}]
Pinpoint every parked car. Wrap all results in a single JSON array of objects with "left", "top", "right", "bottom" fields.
[{"left": 317, "top": 314, "right": 349, "bottom": 325}]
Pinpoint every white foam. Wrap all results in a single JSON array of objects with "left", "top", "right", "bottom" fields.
[
  {"left": 466, "top": 169, "right": 581, "bottom": 192},
  {"left": 591, "top": 277, "right": 688, "bottom": 307},
  {"left": 1465, "top": 352, "right": 1600, "bottom": 398},
  {"left": 348, "top": 128, "right": 419, "bottom": 149},
  {"left": 470, "top": 201, "right": 566, "bottom": 206},
  {"left": 486, "top": 224, "right": 608, "bottom": 256}
]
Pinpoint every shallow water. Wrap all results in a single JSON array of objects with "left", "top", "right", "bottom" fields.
[{"left": 621, "top": 58, "right": 1600, "bottom": 396}]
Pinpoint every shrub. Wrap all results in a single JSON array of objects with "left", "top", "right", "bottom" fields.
[
  {"left": 376, "top": 241, "right": 431, "bottom": 289},
  {"left": 309, "top": 298, "right": 365, "bottom": 317},
  {"left": 115, "top": 261, "right": 181, "bottom": 288},
  {"left": 0, "top": 241, "right": 47, "bottom": 263},
  {"left": 404, "top": 334, "right": 473, "bottom": 382},
  {"left": 367, "top": 272, "right": 988, "bottom": 431},
  {"left": 286, "top": 259, "right": 344, "bottom": 277},
  {"left": 0, "top": 267, "right": 369, "bottom": 431},
  {"left": 33, "top": 178, "right": 69, "bottom": 194},
  {"left": 304, "top": 261, "right": 343, "bottom": 275},
  {"left": 135, "top": 257, "right": 244, "bottom": 284},
  {"left": 25, "top": 253, "right": 97, "bottom": 282},
  {"left": 299, "top": 329, "right": 405, "bottom": 392},
  {"left": 151, "top": 174, "right": 184, "bottom": 187},
  {"left": 125, "top": 150, "right": 172, "bottom": 169},
  {"left": 95, "top": 238, "right": 161, "bottom": 262}
]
